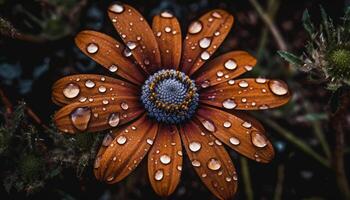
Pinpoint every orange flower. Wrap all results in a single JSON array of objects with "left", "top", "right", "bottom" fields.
[{"left": 52, "top": 3, "right": 291, "bottom": 199}]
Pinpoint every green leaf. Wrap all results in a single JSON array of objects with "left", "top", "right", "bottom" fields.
[
  {"left": 302, "top": 9, "right": 316, "bottom": 37},
  {"left": 277, "top": 51, "right": 303, "bottom": 66},
  {"left": 320, "top": 6, "right": 331, "bottom": 39}
]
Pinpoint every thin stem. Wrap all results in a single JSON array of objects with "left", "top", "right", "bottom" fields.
[
  {"left": 240, "top": 157, "right": 254, "bottom": 200},
  {"left": 256, "top": 115, "right": 330, "bottom": 168},
  {"left": 248, "top": 0, "right": 288, "bottom": 51},
  {"left": 273, "top": 164, "right": 285, "bottom": 200},
  {"left": 331, "top": 91, "right": 350, "bottom": 200}
]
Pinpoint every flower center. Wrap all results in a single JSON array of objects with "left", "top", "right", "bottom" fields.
[{"left": 141, "top": 69, "right": 199, "bottom": 124}]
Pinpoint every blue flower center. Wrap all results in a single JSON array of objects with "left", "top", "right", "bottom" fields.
[{"left": 141, "top": 69, "right": 199, "bottom": 124}]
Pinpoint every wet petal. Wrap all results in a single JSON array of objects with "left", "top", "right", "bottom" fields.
[
  {"left": 195, "top": 51, "right": 257, "bottom": 87},
  {"left": 52, "top": 74, "right": 139, "bottom": 106},
  {"left": 200, "top": 78, "right": 291, "bottom": 110},
  {"left": 152, "top": 12, "right": 182, "bottom": 69},
  {"left": 196, "top": 105, "right": 275, "bottom": 163},
  {"left": 108, "top": 3, "right": 161, "bottom": 73},
  {"left": 75, "top": 30, "right": 146, "bottom": 85},
  {"left": 54, "top": 94, "right": 143, "bottom": 134},
  {"left": 180, "top": 9, "right": 234, "bottom": 75},
  {"left": 94, "top": 114, "right": 158, "bottom": 183},
  {"left": 148, "top": 124, "right": 182, "bottom": 196},
  {"left": 180, "top": 120, "right": 237, "bottom": 200}
]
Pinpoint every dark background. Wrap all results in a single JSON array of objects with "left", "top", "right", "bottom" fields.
[{"left": 0, "top": 0, "right": 349, "bottom": 199}]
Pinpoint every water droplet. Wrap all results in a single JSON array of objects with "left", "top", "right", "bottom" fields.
[
  {"left": 242, "top": 121, "right": 252, "bottom": 129},
  {"left": 222, "top": 98, "right": 237, "bottom": 109},
  {"left": 63, "top": 83, "right": 80, "bottom": 99},
  {"left": 117, "top": 135, "right": 127, "bottom": 145},
  {"left": 238, "top": 80, "right": 249, "bottom": 88},
  {"left": 223, "top": 121, "right": 231, "bottom": 128},
  {"left": 98, "top": 86, "right": 107, "bottom": 93},
  {"left": 86, "top": 43, "right": 99, "bottom": 54},
  {"left": 214, "top": 31, "right": 220, "bottom": 36},
  {"left": 79, "top": 97, "right": 87, "bottom": 102},
  {"left": 85, "top": 80, "right": 95, "bottom": 88},
  {"left": 259, "top": 104, "right": 269, "bottom": 110},
  {"left": 224, "top": 59, "right": 237, "bottom": 70},
  {"left": 123, "top": 47, "right": 132, "bottom": 57},
  {"left": 188, "top": 21, "right": 203, "bottom": 34},
  {"left": 177, "top": 150, "right": 183, "bottom": 156},
  {"left": 212, "top": 11, "right": 222, "bottom": 18},
  {"left": 189, "top": 142, "right": 201, "bottom": 152},
  {"left": 147, "top": 138, "right": 154, "bottom": 145},
  {"left": 102, "top": 134, "right": 113, "bottom": 146},
  {"left": 109, "top": 3, "right": 124, "bottom": 13},
  {"left": 160, "top": 11, "right": 173, "bottom": 18},
  {"left": 126, "top": 41, "right": 137, "bottom": 50},
  {"left": 229, "top": 137, "right": 240, "bottom": 145},
  {"left": 201, "top": 119, "right": 216, "bottom": 132},
  {"left": 255, "top": 77, "right": 266, "bottom": 84},
  {"left": 70, "top": 107, "right": 91, "bottom": 131},
  {"left": 177, "top": 165, "right": 182, "bottom": 171},
  {"left": 228, "top": 79, "right": 235, "bottom": 85},
  {"left": 160, "top": 154, "right": 171, "bottom": 165},
  {"left": 207, "top": 158, "right": 221, "bottom": 171},
  {"left": 225, "top": 177, "right": 232, "bottom": 182},
  {"left": 251, "top": 131, "right": 268, "bottom": 148},
  {"left": 200, "top": 51, "right": 210, "bottom": 60},
  {"left": 244, "top": 65, "right": 253, "bottom": 71},
  {"left": 201, "top": 80, "right": 211, "bottom": 88},
  {"left": 120, "top": 102, "right": 129, "bottom": 110},
  {"left": 216, "top": 71, "right": 224, "bottom": 77},
  {"left": 108, "top": 113, "right": 120, "bottom": 127},
  {"left": 165, "top": 26, "right": 172, "bottom": 33},
  {"left": 191, "top": 160, "right": 201, "bottom": 167},
  {"left": 154, "top": 169, "right": 164, "bottom": 181},
  {"left": 199, "top": 37, "right": 212, "bottom": 49},
  {"left": 103, "top": 100, "right": 109, "bottom": 105},
  {"left": 233, "top": 175, "right": 238, "bottom": 181},
  {"left": 268, "top": 80, "right": 288, "bottom": 96}
]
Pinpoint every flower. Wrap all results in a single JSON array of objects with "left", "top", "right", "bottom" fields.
[{"left": 52, "top": 3, "right": 291, "bottom": 199}]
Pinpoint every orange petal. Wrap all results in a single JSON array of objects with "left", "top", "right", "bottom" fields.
[
  {"left": 75, "top": 30, "right": 146, "bottom": 85},
  {"left": 196, "top": 105, "right": 275, "bottom": 163},
  {"left": 54, "top": 94, "right": 143, "bottom": 134},
  {"left": 200, "top": 78, "right": 291, "bottom": 110},
  {"left": 180, "top": 9, "right": 234, "bottom": 75},
  {"left": 180, "top": 120, "right": 237, "bottom": 199},
  {"left": 148, "top": 124, "right": 182, "bottom": 196},
  {"left": 152, "top": 12, "right": 182, "bottom": 69},
  {"left": 108, "top": 3, "right": 161, "bottom": 73},
  {"left": 195, "top": 51, "right": 257, "bottom": 87},
  {"left": 94, "top": 114, "right": 158, "bottom": 183},
  {"left": 52, "top": 74, "right": 139, "bottom": 106}
]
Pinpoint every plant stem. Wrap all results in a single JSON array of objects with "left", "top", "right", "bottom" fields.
[
  {"left": 248, "top": 0, "right": 288, "bottom": 51},
  {"left": 256, "top": 115, "right": 330, "bottom": 168},
  {"left": 273, "top": 164, "right": 285, "bottom": 200},
  {"left": 240, "top": 157, "right": 254, "bottom": 200},
  {"left": 331, "top": 90, "right": 350, "bottom": 200}
]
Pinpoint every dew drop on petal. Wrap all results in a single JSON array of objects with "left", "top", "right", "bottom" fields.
[
  {"left": 160, "top": 11, "right": 173, "bottom": 18},
  {"left": 259, "top": 104, "right": 269, "bottom": 110},
  {"left": 255, "top": 77, "right": 266, "bottom": 84},
  {"left": 98, "top": 86, "right": 107, "bottom": 93},
  {"left": 146, "top": 138, "right": 154, "bottom": 145},
  {"left": 191, "top": 160, "right": 201, "bottom": 167},
  {"left": 228, "top": 79, "right": 235, "bottom": 85},
  {"left": 108, "top": 113, "right": 120, "bottom": 127},
  {"left": 120, "top": 102, "right": 129, "bottom": 110},
  {"left": 189, "top": 142, "right": 201, "bottom": 152},
  {"left": 123, "top": 47, "right": 132, "bottom": 57},
  {"left": 154, "top": 169, "right": 164, "bottom": 181},
  {"left": 224, "top": 59, "right": 237, "bottom": 70},
  {"left": 126, "top": 41, "right": 137, "bottom": 50},
  {"left": 70, "top": 107, "right": 91, "bottom": 131},
  {"left": 201, "top": 119, "right": 216, "bottom": 132},
  {"left": 201, "top": 80, "right": 211, "bottom": 88},
  {"left": 177, "top": 165, "right": 182, "bottom": 171},
  {"left": 109, "top": 3, "right": 124, "bottom": 13},
  {"left": 238, "top": 80, "right": 249, "bottom": 88},
  {"left": 102, "top": 134, "right": 113, "bottom": 146},
  {"left": 200, "top": 51, "right": 210, "bottom": 60},
  {"left": 188, "top": 21, "right": 203, "bottom": 34},
  {"left": 251, "top": 131, "right": 268, "bottom": 148},
  {"left": 244, "top": 65, "right": 253, "bottom": 71},
  {"left": 165, "top": 26, "right": 172, "bottom": 33},
  {"left": 229, "top": 137, "right": 240, "bottom": 145},
  {"left": 207, "top": 158, "right": 221, "bottom": 171},
  {"left": 85, "top": 80, "right": 95, "bottom": 88},
  {"left": 86, "top": 43, "right": 99, "bottom": 54},
  {"left": 242, "top": 121, "right": 252, "bottom": 129},
  {"left": 268, "top": 80, "right": 288, "bottom": 96},
  {"left": 222, "top": 98, "right": 237, "bottom": 109},
  {"left": 223, "top": 121, "right": 231, "bottom": 128},
  {"left": 116, "top": 135, "right": 127, "bottom": 145},
  {"left": 63, "top": 83, "right": 80, "bottom": 99},
  {"left": 212, "top": 11, "right": 222, "bottom": 18},
  {"left": 160, "top": 154, "right": 171, "bottom": 165},
  {"left": 199, "top": 37, "right": 212, "bottom": 49}
]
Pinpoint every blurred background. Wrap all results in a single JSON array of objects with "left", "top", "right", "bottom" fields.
[{"left": 0, "top": 0, "right": 349, "bottom": 199}]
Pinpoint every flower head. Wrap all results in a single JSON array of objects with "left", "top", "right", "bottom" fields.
[{"left": 52, "top": 3, "right": 291, "bottom": 199}]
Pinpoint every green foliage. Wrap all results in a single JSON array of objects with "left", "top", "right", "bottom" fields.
[{"left": 278, "top": 51, "right": 303, "bottom": 66}]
